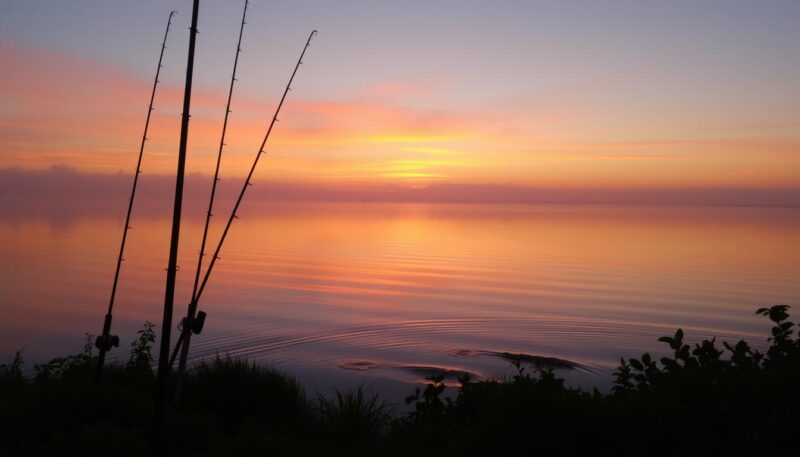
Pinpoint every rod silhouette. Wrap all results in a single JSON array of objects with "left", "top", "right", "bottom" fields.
[
  {"left": 94, "top": 10, "right": 176, "bottom": 383},
  {"left": 173, "top": 0, "right": 250, "bottom": 400},
  {"left": 168, "top": 29, "right": 319, "bottom": 370},
  {"left": 153, "top": 0, "right": 199, "bottom": 448}
]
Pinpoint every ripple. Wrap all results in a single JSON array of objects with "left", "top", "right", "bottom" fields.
[
  {"left": 179, "top": 315, "right": 760, "bottom": 383},
  {"left": 190, "top": 316, "right": 668, "bottom": 361},
  {"left": 182, "top": 315, "right": 676, "bottom": 373}
]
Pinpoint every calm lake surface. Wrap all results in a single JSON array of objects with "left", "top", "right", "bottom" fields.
[{"left": 2, "top": 200, "right": 799, "bottom": 400}]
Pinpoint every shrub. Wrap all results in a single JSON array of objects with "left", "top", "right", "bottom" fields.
[{"left": 314, "top": 385, "right": 394, "bottom": 449}]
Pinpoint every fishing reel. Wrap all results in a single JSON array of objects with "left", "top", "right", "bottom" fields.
[
  {"left": 182, "top": 311, "right": 207, "bottom": 335},
  {"left": 95, "top": 334, "right": 120, "bottom": 352}
]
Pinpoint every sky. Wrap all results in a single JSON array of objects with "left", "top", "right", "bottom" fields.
[{"left": 1, "top": 0, "right": 799, "bottom": 196}]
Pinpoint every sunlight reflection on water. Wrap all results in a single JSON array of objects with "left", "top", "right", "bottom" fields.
[{"left": 1, "top": 201, "right": 798, "bottom": 399}]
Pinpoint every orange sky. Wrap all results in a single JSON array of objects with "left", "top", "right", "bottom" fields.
[{"left": 2, "top": 2, "right": 800, "bottom": 192}]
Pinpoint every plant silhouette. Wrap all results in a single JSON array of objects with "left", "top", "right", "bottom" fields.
[{"left": 1, "top": 306, "right": 798, "bottom": 455}]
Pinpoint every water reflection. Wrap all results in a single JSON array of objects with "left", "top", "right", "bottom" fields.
[{"left": 1, "top": 200, "right": 798, "bottom": 397}]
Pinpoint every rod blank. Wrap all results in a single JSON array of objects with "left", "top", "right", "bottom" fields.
[
  {"left": 168, "top": 29, "right": 319, "bottom": 370},
  {"left": 172, "top": 0, "right": 251, "bottom": 395},
  {"left": 94, "top": 10, "right": 176, "bottom": 383}
]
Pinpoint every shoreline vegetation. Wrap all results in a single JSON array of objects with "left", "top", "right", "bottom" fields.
[{"left": 2, "top": 306, "right": 798, "bottom": 456}]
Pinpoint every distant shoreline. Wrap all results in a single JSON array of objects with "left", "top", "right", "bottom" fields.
[{"left": 3, "top": 166, "right": 800, "bottom": 207}]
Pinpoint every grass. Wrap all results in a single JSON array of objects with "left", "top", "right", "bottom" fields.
[
  {"left": 314, "top": 385, "right": 394, "bottom": 451},
  {"left": 181, "top": 356, "right": 309, "bottom": 431},
  {"left": 1, "top": 305, "right": 798, "bottom": 456}
]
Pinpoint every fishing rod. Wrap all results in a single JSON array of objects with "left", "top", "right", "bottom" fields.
[
  {"left": 171, "top": 0, "right": 249, "bottom": 399},
  {"left": 153, "top": 0, "right": 199, "bottom": 448},
  {"left": 94, "top": 10, "right": 177, "bottom": 383},
  {"left": 168, "top": 29, "right": 319, "bottom": 370}
]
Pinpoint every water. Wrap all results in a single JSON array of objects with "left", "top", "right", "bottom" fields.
[{"left": 1, "top": 199, "right": 798, "bottom": 401}]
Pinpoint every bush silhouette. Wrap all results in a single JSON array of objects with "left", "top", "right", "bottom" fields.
[{"left": 1, "top": 306, "right": 798, "bottom": 455}]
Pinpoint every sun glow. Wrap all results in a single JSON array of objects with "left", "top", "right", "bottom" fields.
[{"left": 1, "top": 37, "right": 799, "bottom": 190}]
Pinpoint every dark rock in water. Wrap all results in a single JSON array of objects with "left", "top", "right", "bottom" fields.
[
  {"left": 489, "top": 351, "right": 581, "bottom": 370},
  {"left": 338, "top": 358, "right": 480, "bottom": 382},
  {"left": 446, "top": 347, "right": 583, "bottom": 370},
  {"left": 394, "top": 364, "right": 478, "bottom": 380}
]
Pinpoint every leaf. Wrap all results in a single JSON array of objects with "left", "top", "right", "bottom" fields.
[
  {"left": 769, "top": 305, "right": 790, "bottom": 323},
  {"left": 661, "top": 357, "right": 678, "bottom": 369},
  {"left": 629, "top": 359, "right": 644, "bottom": 371}
]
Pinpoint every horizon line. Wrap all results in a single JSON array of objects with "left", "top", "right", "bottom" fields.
[{"left": 1, "top": 165, "right": 799, "bottom": 208}]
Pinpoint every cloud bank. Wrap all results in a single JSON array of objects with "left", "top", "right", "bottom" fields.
[{"left": 2, "top": 166, "right": 798, "bottom": 208}]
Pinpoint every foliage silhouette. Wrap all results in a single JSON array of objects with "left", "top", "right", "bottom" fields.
[
  {"left": 314, "top": 385, "right": 394, "bottom": 452},
  {"left": 127, "top": 321, "right": 156, "bottom": 370},
  {"left": 0, "top": 305, "right": 798, "bottom": 456}
]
